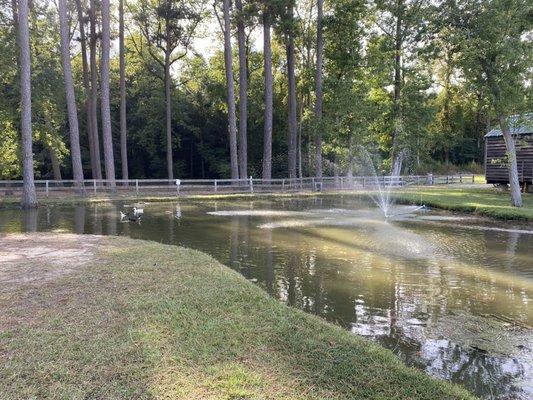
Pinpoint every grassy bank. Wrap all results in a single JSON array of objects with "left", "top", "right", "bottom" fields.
[
  {"left": 391, "top": 186, "right": 533, "bottom": 220},
  {"left": 0, "top": 234, "right": 474, "bottom": 399}
]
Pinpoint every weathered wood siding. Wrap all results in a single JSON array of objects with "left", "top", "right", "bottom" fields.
[{"left": 485, "top": 134, "right": 533, "bottom": 183}]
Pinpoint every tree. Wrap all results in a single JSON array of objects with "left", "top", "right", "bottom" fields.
[
  {"left": 132, "top": 0, "right": 204, "bottom": 180},
  {"left": 220, "top": 0, "right": 239, "bottom": 180},
  {"left": 314, "top": 0, "right": 324, "bottom": 178},
  {"left": 261, "top": 3, "right": 273, "bottom": 180},
  {"left": 74, "top": 0, "right": 98, "bottom": 179},
  {"left": 100, "top": 0, "right": 116, "bottom": 187},
  {"left": 235, "top": 0, "right": 248, "bottom": 179},
  {"left": 428, "top": 36, "right": 463, "bottom": 165},
  {"left": 391, "top": 0, "right": 403, "bottom": 174},
  {"left": 119, "top": 0, "right": 129, "bottom": 180},
  {"left": 443, "top": 0, "right": 532, "bottom": 207},
  {"left": 2, "top": 0, "right": 524, "bottom": 189},
  {"left": 58, "top": 0, "right": 84, "bottom": 188},
  {"left": 17, "top": 0, "right": 37, "bottom": 208},
  {"left": 88, "top": 0, "right": 102, "bottom": 180},
  {"left": 373, "top": 0, "right": 430, "bottom": 174},
  {"left": 283, "top": 1, "right": 298, "bottom": 178}
]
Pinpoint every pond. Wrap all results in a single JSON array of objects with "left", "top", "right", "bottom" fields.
[{"left": 0, "top": 195, "right": 532, "bottom": 399}]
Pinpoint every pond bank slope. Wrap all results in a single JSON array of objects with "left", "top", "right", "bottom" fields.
[
  {"left": 0, "top": 234, "right": 475, "bottom": 399},
  {"left": 390, "top": 186, "right": 533, "bottom": 220}
]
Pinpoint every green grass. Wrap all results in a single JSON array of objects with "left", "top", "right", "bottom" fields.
[
  {"left": 391, "top": 186, "right": 533, "bottom": 220},
  {"left": 0, "top": 236, "right": 475, "bottom": 399}
]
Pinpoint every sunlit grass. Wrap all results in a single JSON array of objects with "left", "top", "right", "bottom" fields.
[{"left": 392, "top": 186, "right": 533, "bottom": 220}]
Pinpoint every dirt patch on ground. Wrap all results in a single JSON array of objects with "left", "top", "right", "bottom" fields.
[{"left": 0, "top": 233, "right": 102, "bottom": 291}]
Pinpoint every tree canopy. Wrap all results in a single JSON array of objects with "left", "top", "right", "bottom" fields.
[{"left": 1, "top": 0, "right": 531, "bottom": 183}]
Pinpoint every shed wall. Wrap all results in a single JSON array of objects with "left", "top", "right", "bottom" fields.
[{"left": 484, "top": 134, "right": 533, "bottom": 183}]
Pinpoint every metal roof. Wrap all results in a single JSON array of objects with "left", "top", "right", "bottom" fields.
[{"left": 484, "top": 113, "right": 533, "bottom": 138}]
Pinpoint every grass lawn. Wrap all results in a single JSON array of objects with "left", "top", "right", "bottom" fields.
[
  {"left": 391, "top": 185, "right": 533, "bottom": 220},
  {"left": 0, "top": 234, "right": 475, "bottom": 399}
]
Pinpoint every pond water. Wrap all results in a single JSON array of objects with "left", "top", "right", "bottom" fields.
[{"left": 1, "top": 196, "right": 532, "bottom": 399}]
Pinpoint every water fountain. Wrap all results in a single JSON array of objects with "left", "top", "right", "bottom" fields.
[
  {"left": 352, "top": 147, "right": 415, "bottom": 218},
  {"left": 357, "top": 146, "right": 399, "bottom": 218}
]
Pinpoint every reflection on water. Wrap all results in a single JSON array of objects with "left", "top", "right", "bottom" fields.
[{"left": 0, "top": 197, "right": 532, "bottom": 399}]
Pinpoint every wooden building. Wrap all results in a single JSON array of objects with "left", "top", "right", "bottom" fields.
[{"left": 484, "top": 114, "right": 533, "bottom": 186}]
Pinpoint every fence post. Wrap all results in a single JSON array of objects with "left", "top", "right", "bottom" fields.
[
  {"left": 460, "top": 173, "right": 463, "bottom": 183},
  {"left": 135, "top": 179, "right": 139, "bottom": 195},
  {"left": 446, "top": 176, "right": 449, "bottom": 184},
  {"left": 45, "top": 180, "right": 49, "bottom": 197},
  {"left": 249, "top": 176, "right": 253, "bottom": 193},
  {"left": 417, "top": 176, "right": 420, "bottom": 186},
  {"left": 214, "top": 179, "right": 218, "bottom": 192},
  {"left": 312, "top": 177, "right": 315, "bottom": 192},
  {"left": 282, "top": 179, "right": 285, "bottom": 192},
  {"left": 472, "top": 174, "right": 475, "bottom": 183},
  {"left": 93, "top": 179, "right": 97, "bottom": 194}
]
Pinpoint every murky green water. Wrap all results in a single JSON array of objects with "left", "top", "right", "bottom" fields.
[{"left": 1, "top": 196, "right": 532, "bottom": 399}]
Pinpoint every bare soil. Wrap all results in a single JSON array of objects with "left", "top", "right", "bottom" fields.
[{"left": 0, "top": 233, "right": 101, "bottom": 290}]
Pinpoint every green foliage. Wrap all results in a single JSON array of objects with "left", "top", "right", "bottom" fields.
[
  {"left": 441, "top": 0, "right": 532, "bottom": 116},
  {"left": 0, "top": 111, "right": 20, "bottom": 179},
  {"left": 0, "top": 0, "right": 529, "bottom": 181}
]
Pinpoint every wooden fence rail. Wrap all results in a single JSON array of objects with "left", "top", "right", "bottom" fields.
[{"left": 0, "top": 174, "right": 475, "bottom": 198}]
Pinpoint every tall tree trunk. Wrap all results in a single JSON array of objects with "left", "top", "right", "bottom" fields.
[
  {"left": 222, "top": 0, "right": 239, "bottom": 180},
  {"left": 100, "top": 0, "right": 116, "bottom": 187},
  {"left": 235, "top": 0, "right": 247, "bottom": 179},
  {"left": 314, "top": 0, "right": 324, "bottom": 178},
  {"left": 483, "top": 63, "right": 522, "bottom": 207},
  {"left": 17, "top": 0, "right": 37, "bottom": 208},
  {"left": 498, "top": 114, "right": 522, "bottom": 207},
  {"left": 89, "top": 0, "right": 102, "bottom": 180},
  {"left": 49, "top": 147, "right": 62, "bottom": 181},
  {"left": 164, "top": 49, "right": 173, "bottom": 180},
  {"left": 75, "top": 0, "right": 97, "bottom": 179},
  {"left": 286, "top": 4, "right": 297, "bottom": 179},
  {"left": 58, "top": 0, "right": 84, "bottom": 187},
  {"left": 298, "top": 105, "right": 303, "bottom": 178},
  {"left": 119, "top": 0, "right": 128, "bottom": 181},
  {"left": 13, "top": 0, "right": 37, "bottom": 209},
  {"left": 333, "top": 154, "right": 340, "bottom": 188},
  {"left": 391, "top": 0, "right": 403, "bottom": 172},
  {"left": 262, "top": 9, "right": 273, "bottom": 180},
  {"left": 163, "top": 18, "right": 174, "bottom": 181}
]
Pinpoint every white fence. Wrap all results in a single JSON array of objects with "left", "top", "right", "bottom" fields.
[{"left": 0, "top": 174, "right": 475, "bottom": 198}]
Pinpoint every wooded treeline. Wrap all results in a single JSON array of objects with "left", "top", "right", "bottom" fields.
[{"left": 0, "top": 0, "right": 531, "bottom": 207}]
